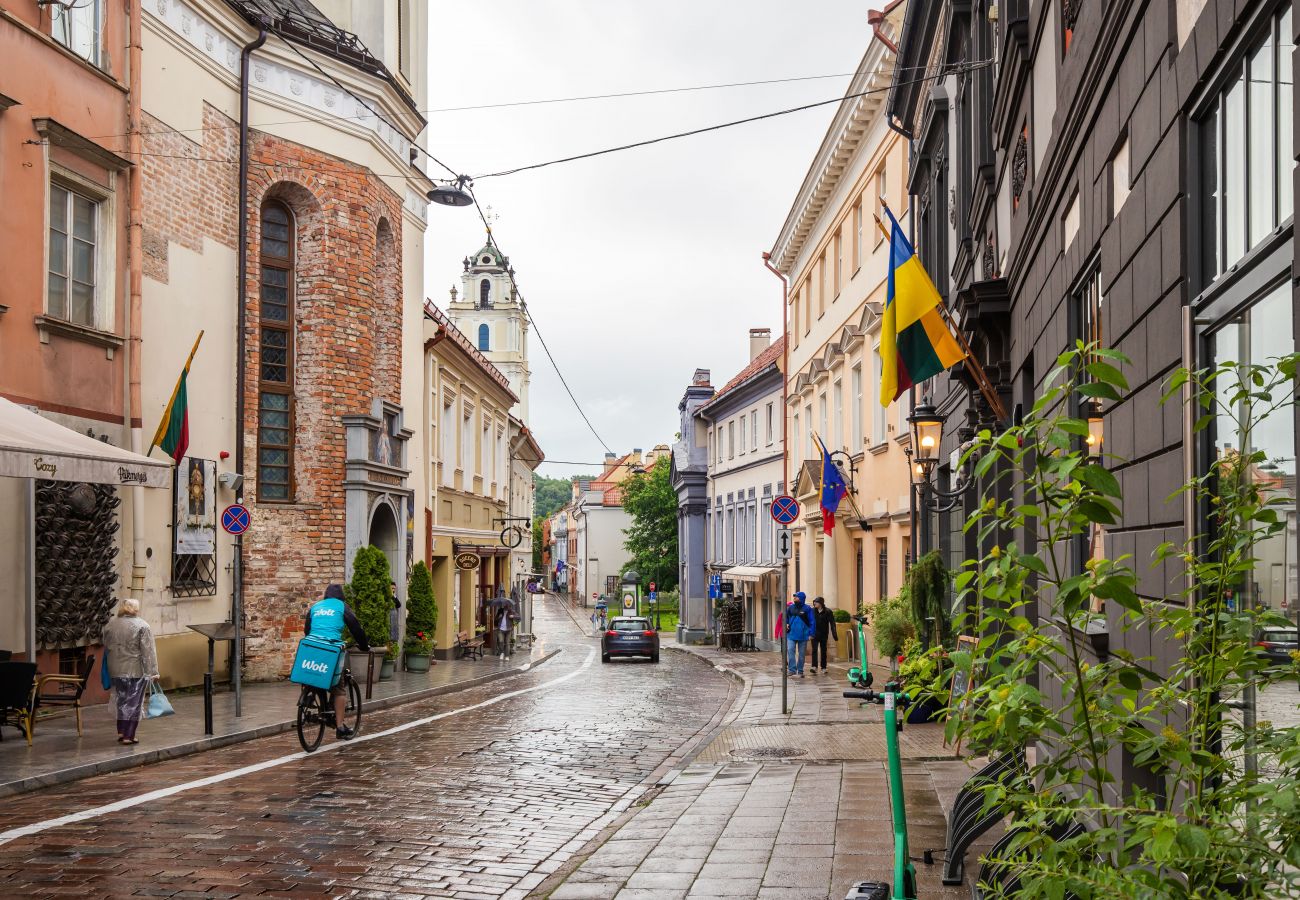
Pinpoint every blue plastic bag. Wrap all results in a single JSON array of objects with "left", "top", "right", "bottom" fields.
[
  {"left": 100, "top": 651, "right": 112, "bottom": 691},
  {"left": 145, "top": 682, "right": 174, "bottom": 718}
]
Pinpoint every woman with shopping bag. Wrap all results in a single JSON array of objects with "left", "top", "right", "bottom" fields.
[{"left": 101, "top": 597, "right": 161, "bottom": 744}]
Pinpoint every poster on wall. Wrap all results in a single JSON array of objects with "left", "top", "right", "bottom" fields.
[{"left": 175, "top": 457, "right": 217, "bottom": 554}]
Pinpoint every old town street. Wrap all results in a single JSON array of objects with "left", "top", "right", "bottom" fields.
[{"left": 0, "top": 597, "right": 735, "bottom": 899}]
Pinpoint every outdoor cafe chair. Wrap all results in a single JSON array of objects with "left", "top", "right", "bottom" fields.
[
  {"left": 35, "top": 653, "right": 96, "bottom": 736},
  {"left": 0, "top": 661, "right": 38, "bottom": 745}
]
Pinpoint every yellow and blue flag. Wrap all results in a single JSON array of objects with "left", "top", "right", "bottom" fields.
[{"left": 880, "top": 208, "right": 965, "bottom": 405}]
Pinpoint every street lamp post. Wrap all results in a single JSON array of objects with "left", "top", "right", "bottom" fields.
[{"left": 907, "top": 398, "right": 974, "bottom": 556}]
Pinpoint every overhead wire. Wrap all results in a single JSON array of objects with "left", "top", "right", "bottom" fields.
[{"left": 472, "top": 60, "right": 993, "bottom": 179}]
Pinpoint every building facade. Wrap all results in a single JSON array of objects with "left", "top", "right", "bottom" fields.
[
  {"left": 768, "top": 14, "right": 914, "bottom": 662},
  {"left": 422, "top": 301, "right": 518, "bottom": 657},
  {"left": 697, "top": 330, "right": 786, "bottom": 651},
  {"left": 136, "top": 0, "right": 431, "bottom": 682},
  {"left": 671, "top": 368, "right": 716, "bottom": 641},
  {"left": 887, "top": 0, "right": 1298, "bottom": 796},
  {"left": 0, "top": 0, "right": 136, "bottom": 693}
]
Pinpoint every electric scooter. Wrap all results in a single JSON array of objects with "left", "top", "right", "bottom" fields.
[
  {"left": 843, "top": 677, "right": 917, "bottom": 900},
  {"left": 847, "top": 613, "right": 872, "bottom": 689}
]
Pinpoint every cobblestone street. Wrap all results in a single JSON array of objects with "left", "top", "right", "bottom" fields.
[{"left": 0, "top": 597, "right": 734, "bottom": 899}]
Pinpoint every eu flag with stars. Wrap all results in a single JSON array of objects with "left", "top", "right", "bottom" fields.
[{"left": 820, "top": 448, "right": 847, "bottom": 536}]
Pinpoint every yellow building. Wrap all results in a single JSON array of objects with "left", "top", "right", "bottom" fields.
[
  {"left": 422, "top": 301, "right": 519, "bottom": 656},
  {"left": 768, "top": 15, "right": 911, "bottom": 667}
]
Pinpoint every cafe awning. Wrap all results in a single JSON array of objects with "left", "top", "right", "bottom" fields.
[
  {"left": 721, "top": 564, "right": 780, "bottom": 584},
  {"left": 0, "top": 396, "right": 170, "bottom": 488}
]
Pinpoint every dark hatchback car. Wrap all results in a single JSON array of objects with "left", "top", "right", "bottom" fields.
[
  {"left": 1257, "top": 626, "right": 1300, "bottom": 667},
  {"left": 602, "top": 617, "right": 660, "bottom": 663}
]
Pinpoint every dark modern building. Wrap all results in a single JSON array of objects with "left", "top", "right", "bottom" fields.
[{"left": 888, "top": 0, "right": 1296, "bottom": 792}]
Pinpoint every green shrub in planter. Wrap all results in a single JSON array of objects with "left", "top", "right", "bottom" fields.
[
  {"left": 349, "top": 545, "right": 391, "bottom": 657},
  {"left": 872, "top": 589, "right": 915, "bottom": 662},
  {"left": 833, "top": 608, "right": 852, "bottom": 623},
  {"left": 405, "top": 561, "right": 437, "bottom": 647}
]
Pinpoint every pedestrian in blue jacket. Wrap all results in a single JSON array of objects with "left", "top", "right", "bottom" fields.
[{"left": 784, "top": 592, "right": 817, "bottom": 677}]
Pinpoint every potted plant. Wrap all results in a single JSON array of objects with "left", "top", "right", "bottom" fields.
[
  {"left": 404, "top": 561, "right": 437, "bottom": 672},
  {"left": 906, "top": 551, "right": 951, "bottom": 650},
  {"left": 896, "top": 637, "right": 948, "bottom": 723},
  {"left": 832, "top": 607, "right": 853, "bottom": 661},
  {"left": 872, "top": 590, "right": 915, "bottom": 672},
  {"left": 348, "top": 545, "right": 392, "bottom": 679}
]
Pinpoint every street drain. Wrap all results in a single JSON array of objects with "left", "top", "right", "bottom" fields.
[{"left": 730, "top": 746, "right": 808, "bottom": 760}]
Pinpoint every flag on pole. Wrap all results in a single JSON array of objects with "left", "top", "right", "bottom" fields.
[
  {"left": 879, "top": 207, "right": 965, "bottom": 405},
  {"left": 149, "top": 330, "right": 203, "bottom": 464},
  {"left": 819, "top": 442, "right": 847, "bottom": 536}
]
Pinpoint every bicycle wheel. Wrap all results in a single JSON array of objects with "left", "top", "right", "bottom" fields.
[
  {"left": 342, "top": 676, "right": 362, "bottom": 737},
  {"left": 296, "top": 687, "right": 326, "bottom": 753}
]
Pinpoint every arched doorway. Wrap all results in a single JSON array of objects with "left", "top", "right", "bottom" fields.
[{"left": 369, "top": 501, "right": 399, "bottom": 581}]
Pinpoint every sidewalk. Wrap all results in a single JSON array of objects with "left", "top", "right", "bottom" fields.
[
  {"left": 0, "top": 644, "right": 554, "bottom": 798},
  {"left": 545, "top": 628, "right": 995, "bottom": 899}
]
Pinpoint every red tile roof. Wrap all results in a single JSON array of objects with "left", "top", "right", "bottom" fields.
[{"left": 699, "top": 336, "right": 785, "bottom": 415}]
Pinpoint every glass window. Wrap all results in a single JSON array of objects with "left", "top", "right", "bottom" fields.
[
  {"left": 751, "top": 410, "right": 759, "bottom": 451},
  {"left": 834, "top": 231, "right": 843, "bottom": 296},
  {"left": 819, "top": 393, "right": 828, "bottom": 450},
  {"left": 877, "top": 539, "right": 889, "bottom": 601},
  {"left": 52, "top": 0, "right": 101, "bottom": 66},
  {"left": 729, "top": 421, "right": 735, "bottom": 459},
  {"left": 832, "top": 382, "right": 843, "bottom": 451},
  {"left": 853, "top": 200, "right": 863, "bottom": 270},
  {"left": 873, "top": 346, "right": 886, "bottom": 445},
  {"left": 478, "top": 323, "right": 490, "bottom": 351},
  {"left": 852, "top": 365, "right": 863, "bottom": 449},
  {"left": 258, "top": 201, "right": 294, "bottom": 501},
  {"left": 805, "top": 403, "right": 815, "bottom": 459},
  {"left": 1201, "top": 7, "right": 1294, "bottom": 279},
  {"left": 480, "top": 278, "right": 491, "bottom": 307},
  {"left": 767, "top": 403, "right": 775, "bottom": 445},
  {"left": 761, "top": 500, "right": 772, "bottom": 561},
  {"left": 1210, "top": 282, "right": 1295, "bottom": 613},
  {"left": 792, "top": 412, "right": 801, "bottom": 467},
  {"left": 47, "top": 183, "right": 98, "bottom": 327},
  {"left": 739, "top": 416, "right": 747, "bottom": 455}
]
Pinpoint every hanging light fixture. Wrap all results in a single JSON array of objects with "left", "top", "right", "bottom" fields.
[{"left": 427, "top": 176, "right": 474, "bottom": 208}]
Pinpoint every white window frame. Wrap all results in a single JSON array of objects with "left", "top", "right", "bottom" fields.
[
  {"left": 46, "top": 169, "right": 114, "bottom": 332},
  {"left": 766, "top": 403, "right": 775, "bottom": 445},
  {"left": 751, "top": 409, "right": 758, "bottom": 451},
  {"left": 852, "top": 365, "right": 863, "bottom": 450},
  {"left": 739, "top": 415, "right": 747, "bottom": 456},
  {"left": 872, "top": 344, "right": 887, "bottom": 445},
  {"left": 52, "top": 0, "right": 102, "bottom": 67}
]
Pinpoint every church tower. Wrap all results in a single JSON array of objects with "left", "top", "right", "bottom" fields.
[{"left": 446, "top": 238, "right": 531, "bottom": 423}]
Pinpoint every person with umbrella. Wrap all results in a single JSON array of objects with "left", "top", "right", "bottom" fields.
[{"left": 489, "top": 589, "right": 518, "bottom": 659}]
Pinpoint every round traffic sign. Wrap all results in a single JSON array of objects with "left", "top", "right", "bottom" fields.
[
  {"left": 221, "top": 504, "right": 250, "bottom": 535},
  {"left": 771, "top": 495, "right": 801, "bottom": 525}
]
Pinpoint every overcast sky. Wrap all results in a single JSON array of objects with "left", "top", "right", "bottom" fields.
[{"left": 422, "top": 2, "right": 873, "bottom": 474}]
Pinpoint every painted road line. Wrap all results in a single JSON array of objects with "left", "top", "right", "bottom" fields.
[{"left": 0, "top": 648, "right": 595, "bottom": 846}]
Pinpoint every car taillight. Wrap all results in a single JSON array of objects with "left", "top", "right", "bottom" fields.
[
  {"left": 1258, "top": 641, "right": 1274, "bottom": 648},
  {"left": 606, "top": 630, "right": 618, "bottom": 637},
  {"left": 644, "top": 630, "right": 656, "bottom": 637}
]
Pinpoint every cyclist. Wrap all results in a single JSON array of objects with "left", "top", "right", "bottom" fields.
[{"left": 304, "top": 583, "right": 369, "bottom": 740}]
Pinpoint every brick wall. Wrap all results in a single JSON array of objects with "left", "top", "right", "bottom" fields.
[{"left": 142, "top": 106, "right": 405, "bottom": 679}]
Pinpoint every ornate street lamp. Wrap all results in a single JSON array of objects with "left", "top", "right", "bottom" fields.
[
  {"left": 908, "top": 399, "right": 946, "bottom": 480},
  {"left": 907, "top": 397, "right": 974, "bottom": 555},
  {"left": 427, "top": 176, "right": 474, "bottom": 208}
]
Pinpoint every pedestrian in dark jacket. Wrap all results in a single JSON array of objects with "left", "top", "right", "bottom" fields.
[
  {"left": 810, "top": 597, "right": 838, "bottom": 675},
  {"left": 784, "top": 592, "right": 817, "bottom": 677}
]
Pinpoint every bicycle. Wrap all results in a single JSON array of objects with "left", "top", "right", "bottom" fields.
[{"left": 296, "top": 666, "right": 362, "bottom": 753}]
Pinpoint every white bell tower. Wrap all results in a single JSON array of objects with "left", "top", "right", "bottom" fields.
[{"left": 446, "top": 237, "right": 531, "bottom": 423}]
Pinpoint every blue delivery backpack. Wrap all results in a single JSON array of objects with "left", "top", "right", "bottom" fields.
[{"left": 290, "top": 635, "right": 345, "bottom": 689}]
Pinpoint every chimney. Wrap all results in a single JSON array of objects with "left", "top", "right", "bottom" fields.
[
  {"left": 749, "top": 327, "right": 772, "bottom": 360},
  {"left": 632, "top": 448, "right": 643, "bottom": 465},
  {"left": 692, "top": 368, "right": 711, "bottom": 386}
]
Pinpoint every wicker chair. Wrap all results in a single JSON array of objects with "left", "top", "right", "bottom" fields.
[
  {"left": 35, "top": 653, "right": 96, "bottom": 736},
  {"left": 0, "top": 661, "right": 38, "bottom": 745}
]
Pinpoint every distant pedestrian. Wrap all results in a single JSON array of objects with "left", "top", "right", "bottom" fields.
[
  {"left": 101, "top": 598, "right": 159, "bottom": 745},
  {"left": 388, "top": 580, "right": 402, "bottom": 650},
  {"left": 784, "top": 592, "right": 816, "bottom": 678},
  {"left": 491, "top": 590, "right": 518, "bottom": 658},
  {"left": 810, "top": 597, "right": 838, "bottom": 675}
]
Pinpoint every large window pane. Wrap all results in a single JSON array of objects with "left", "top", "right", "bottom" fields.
[
  {"left": 1202, "top": 99, "right": 1221, "bottom": 280},
  {"left": 1248, "top": 29, "right": 1275, "bottom": 247},
  {"left": 1224, "top": 78, "right": 1246, "bottom": 265},
  {"left": 1278, "top": 7, "right": 1294, "bottom": 225},
  {"left": 1212, "top": 283, "right": 1295, "bottom": 613}
]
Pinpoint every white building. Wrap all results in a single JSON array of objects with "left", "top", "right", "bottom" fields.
[
  {"left": 696, "top": 330, "right": 786, "bottom": 649},
  {"left": 446, "top": 240, "right": 531, "bottom": 423}
]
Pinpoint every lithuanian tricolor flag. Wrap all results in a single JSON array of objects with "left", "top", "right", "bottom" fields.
[
  {"left": 149, "top": 330, "right": 203, "bottom": 464},
  {"left": 879, "top": 209, "right": 965, "bottom": 405}
]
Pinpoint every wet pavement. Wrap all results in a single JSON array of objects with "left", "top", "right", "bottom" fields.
[{"left": 0, "top": 596, "right": 736, "bottom": 899}]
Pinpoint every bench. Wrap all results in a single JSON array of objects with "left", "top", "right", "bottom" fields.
[{"left": 455, "top": 631, "right": 485, "bottom": 660}]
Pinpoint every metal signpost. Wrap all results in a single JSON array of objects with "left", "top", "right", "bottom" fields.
[
  {"left": 221, "top": 503, "right": 251, "bottom": 717},
  {"left": 771, "top": 495, "right": 801, "bottom": 716}
]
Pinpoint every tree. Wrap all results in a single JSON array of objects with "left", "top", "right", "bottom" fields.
[
  {"left": 946, "top": 345, "right": 1300, "bottom": 897},
  {"left": 532, "top": 515, "right": 544, "bottom": 572},
  {"left": 534, "top": 473, "right": 577, "bottom": 519},
  {"left": 404, "top": 561, "right": 436, "bottom": 653},
  {"left": 349, "top": 545, "right": 391, "bottom": 657},
  {"left": 620, "top": 456, "right": 678, "bottom": 591}
]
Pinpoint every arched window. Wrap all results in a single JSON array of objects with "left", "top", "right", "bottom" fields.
[
  {"left": 479, "top": 278, "right": 491, "bottom": 308},
  {"left": 258, "top": 201, "right": 294, "bottom": 501},
  {"left": 478, "top": 323, "right": 490, "bottom": 351}
]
